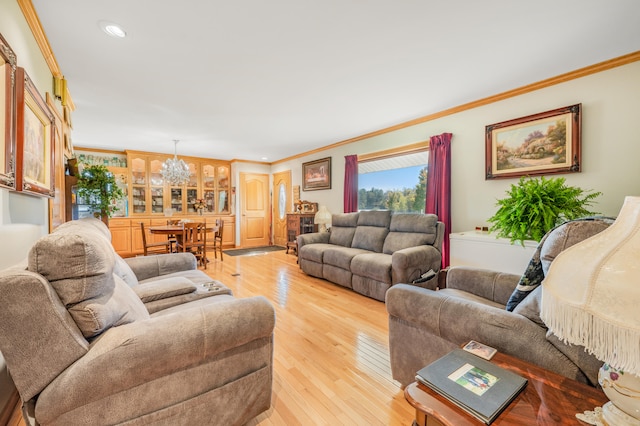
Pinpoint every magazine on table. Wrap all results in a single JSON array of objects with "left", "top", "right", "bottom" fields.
[{"left": 415, "top": 349, "right": 527, "bottom": 425}]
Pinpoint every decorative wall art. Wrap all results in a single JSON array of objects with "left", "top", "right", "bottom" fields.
[
  {"left": 0, "top": 33, "right": 17, "bottom": 190},
  {"left": 485, "top": 104, "right": 581, "bottom": 180},
  {"left": 302, "top": 157, "right": 331, "bottom": 191},
  {"left": 15, "top": 67, "right": 55, "bottom": 197}
]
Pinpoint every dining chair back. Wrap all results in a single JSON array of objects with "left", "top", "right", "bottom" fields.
[
  {"left": 140, "top": 222, "right": 171, "bottom": 256},
  {"left": 166, "top": 219, "right": 181, "bottom": 252},
  {"left": 213, "top": 219, "right": 224, "bottom": 261},
  {"left": 176, "top": 222, "right": 207, "bottom": 268}
]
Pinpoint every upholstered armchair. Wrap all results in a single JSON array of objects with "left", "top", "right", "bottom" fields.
[
  {"left": 0, "top": 219, "right": 275, "bottom": 425},
  {"left": 386, "top": 219, "right": 611, "bottom": 388}
]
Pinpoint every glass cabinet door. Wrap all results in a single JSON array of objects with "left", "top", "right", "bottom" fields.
[
  {"left": 186, "top": 188, "right": 198, "bottom": 214},
  {"left": 170, "top": 187, "right": 183, "bottom": 213},
  {"left": 217, "top": 166, "right": 229, "bottom": 213},
  {"left": 130, "top": 156, "right": 147, "bottom": 214},
  {"left": 186, "top": 161, "right": 199, "bottom": 214},
  {"left": 203, "top": 189, "right": 215, "bottom": 213},
  {"left": 149, "top": 159, "right": 165, "bottom": 214}
]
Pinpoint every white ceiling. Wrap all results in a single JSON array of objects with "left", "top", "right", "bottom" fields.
[{"left": 31, "top": 0, "right": 640, "bottom": 163}]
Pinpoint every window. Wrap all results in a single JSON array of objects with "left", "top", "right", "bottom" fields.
[{"left": 358, "top": 150, "right": 428, "bottom": 213}]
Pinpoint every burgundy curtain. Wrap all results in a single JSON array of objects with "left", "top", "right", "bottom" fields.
[
  {"left": 425, "top": 133, "right": 452, "bottom": 268},
  {"left": 344, "top": 155, "right": 358, "bottom": 213}
]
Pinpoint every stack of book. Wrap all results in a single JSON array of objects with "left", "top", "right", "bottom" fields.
[{"left": 415, "top": 347, "right": 527, "bottom": 425}]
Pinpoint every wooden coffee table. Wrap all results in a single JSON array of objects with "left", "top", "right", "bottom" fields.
[{"left": 405, "top": 351, "right": 607, "bottom": 425}]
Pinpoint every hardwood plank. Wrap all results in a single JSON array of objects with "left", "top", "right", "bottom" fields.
[{"left": 12, "top": 251, "right": 413, "bottom": 425}]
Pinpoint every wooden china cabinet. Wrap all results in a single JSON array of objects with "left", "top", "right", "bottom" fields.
[{"left": 74, "top": 150, "right": 233, "bottom": 257}]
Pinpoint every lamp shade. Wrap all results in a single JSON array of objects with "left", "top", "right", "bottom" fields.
[
  {"left": 314, "top": 206, "right": 332, "bottom": 232},
  {"left": 541, "top": 196, "right": 640, "bottom": 422}
]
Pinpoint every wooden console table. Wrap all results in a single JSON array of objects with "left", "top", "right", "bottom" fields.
[{"left": 405, "top": 351, "right": 607, "bottom": 425}]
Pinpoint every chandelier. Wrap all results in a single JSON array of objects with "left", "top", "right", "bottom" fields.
[{"left": 161, "top": 140, "right": 191, "bottom": 186}]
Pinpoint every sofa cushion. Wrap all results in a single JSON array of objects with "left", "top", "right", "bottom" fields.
[
  {"left": 383, "top": 214, "right": 438, "bottom": 254},
  {"left": 512, "top": 285, "right": 545, "bottom": 327},
  {"left": 328, "top": 213, "right": 359, "bottom": 247},
  {"left": 352, "top": 226, "right": 389, "bottom": 252},
  {"left": 133, "top": 277, "right": 198, "bottom": 303},
  {"left": 29, "top": 229, "right": 116, "bottom": 306},
  {"left": 323, "top": 246, "right": 370, "bottom": 270},
  {"left": 298, "top": 243, "right": 334, "bottom": 263},
  {"left": 357, "top": 210, "right": 391, "bottom": 227},
  {"left": 69, "top": 275, "right": 150, "bottom": 338},
  {"left": 351, "top": 252, "right": 392, "bottom": 284},
  {"left": 28, "top": 221, "right": 149, "bottom": 338}
]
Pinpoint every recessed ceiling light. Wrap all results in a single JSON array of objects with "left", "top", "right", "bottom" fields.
[
  {"left": 261, "top": 157, "right": 268, "bottom": 161},
  {"left": 99, "top": 21, "right": 127, "bottom": 38}
]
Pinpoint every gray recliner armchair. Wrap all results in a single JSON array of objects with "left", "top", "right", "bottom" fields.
[
  {"left": 386, "top": 219, "right": 611, "bottom": 388},
  {"left": 0, "top": 219, "right": 275, "bottom": 425}
]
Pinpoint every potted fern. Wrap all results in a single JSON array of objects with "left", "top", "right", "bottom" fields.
[
  {"left": 487, "top": 176, "right": 601, "bottom": 245},
  {"left": 76, "top": 164, "right": 125, "bottom": 223}
]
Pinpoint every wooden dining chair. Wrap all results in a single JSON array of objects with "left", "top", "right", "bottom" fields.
[
  {"left": 176, "top": 222, "right": 207, "bottom": 268},
  {"left": 212, "top": 219, "right": 224, "bottom": 261},
  {"left": 140, "top": 222, "right": 171, "bottom": 256},
  {"left": 166, "top": 219, "right": 181, "bottom": 253}
]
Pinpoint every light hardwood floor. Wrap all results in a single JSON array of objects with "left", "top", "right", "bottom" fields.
[{"left": 11, "top": 250, "right": 414, "bottom": 425}]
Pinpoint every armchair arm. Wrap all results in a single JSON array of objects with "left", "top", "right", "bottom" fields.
[
  {"left": 36, "top": 296, "right": 275, "bottom": 423},
  {"left": 445, "top": 266, "right": 520, "bottom": 306},
  {"left": 386, "top": 284, "right": 547, "bottom": 358},
  {"left": 125, "top": 252, "right": 197, "bottom": 281},
  {"left": 297, "top": 231, "right": 329, "bottom": 250},
  {"left": 391, "top": 245, "right": 442, "bottom": 285}
]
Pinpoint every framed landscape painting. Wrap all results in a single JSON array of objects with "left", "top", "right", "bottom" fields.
[
  {"left": 485, "top": 104, "right": 581, "bottom": 180},
  {"left": 15, "top": 67, "right": 55, "bottom": 197},
  {"left": 0, "top": 33, "right": 17, "bottom": 190},
  {"left": 303, "top": 157, "right": 331, "bottom": 191}
]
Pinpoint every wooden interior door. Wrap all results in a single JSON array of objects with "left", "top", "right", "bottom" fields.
[
  {"left": 239, "top": 172, "right": 270, "bottom": 248},
  {"left": 272, "top": 170, "right": 291, "bottom": 247}
]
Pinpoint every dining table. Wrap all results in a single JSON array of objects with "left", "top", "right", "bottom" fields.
[{"left": 148, "top": 223, "right": 219, "bottom": 264}]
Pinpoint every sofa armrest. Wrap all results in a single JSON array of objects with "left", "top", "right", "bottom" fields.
[
  {"left": 391, "top": 245, "right": 442, "bottom": 285},
  {"left": 125, "top": 253, "right": 197, "bottom": 281},
  {"left": 386, "top": 284, "right": 544, "bottom": 353},
  {"left": 36, "top": 296, "right": 275, "bottom": 423},
  {"left": 297, "top": 231, "right": 329, "bottom": 250},
  {"left": 445, "top": 266, "right": 520, "bottom": 305}
]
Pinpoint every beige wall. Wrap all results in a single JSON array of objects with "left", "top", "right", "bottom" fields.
[{"left": 272, "top": 60, "right": 640, "bottom": 233}]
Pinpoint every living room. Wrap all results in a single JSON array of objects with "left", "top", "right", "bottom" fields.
[{"left": 2, "top": 0, "right": 640, "bottom": 425}]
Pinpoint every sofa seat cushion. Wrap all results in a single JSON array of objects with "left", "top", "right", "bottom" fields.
[
  {"left": 351, "top": 252, "right": 392, "bottom": 284},
  {"left": 323, "top": 246, "right": 370, "bottom": 270},
  {"left": 298, "top": 243, "right": 335, "bottom": 263}
]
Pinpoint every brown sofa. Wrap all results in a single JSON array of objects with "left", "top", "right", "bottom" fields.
[
  {"left": 297, "top": 211, "right": 444, "bottom": 301},
  {"left": 0, "top": 218, "right": 275, "bottom": 425},
  {"left": 386, "top": 219, "right": 611, "bottom": 388}
]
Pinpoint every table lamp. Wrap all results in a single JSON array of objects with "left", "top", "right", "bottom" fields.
[
  {"left": 541, "top": 196, "right": 640, "bottom": 425},
  {"left": 315, "top": 206, "right": 332, "bottom": 232}
]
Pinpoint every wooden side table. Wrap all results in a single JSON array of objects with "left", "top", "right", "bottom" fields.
[{"left": 405, "top": 351, "right": 607, "bottom": 425}]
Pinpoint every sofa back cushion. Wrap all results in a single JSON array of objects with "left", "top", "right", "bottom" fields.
[
  {"left": 351, "top": 210, "right": 391, "bottom": 252},
  {"left": 328, "top": 213, "right": 359, "bottom": 247},
  {"left": 28, "top": 220, "right": 149, "bottom": 338},
  {"left": 382, "top": 213, "right": 439, "bottom": 254}
]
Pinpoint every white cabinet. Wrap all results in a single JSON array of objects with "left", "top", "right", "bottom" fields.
[{"left": 449, "top": 231, "right": 537, "bottom": 275}]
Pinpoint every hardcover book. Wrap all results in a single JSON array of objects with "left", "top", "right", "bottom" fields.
[{"left": 415, "top": 349, "right": 527, "bottom": 424}]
